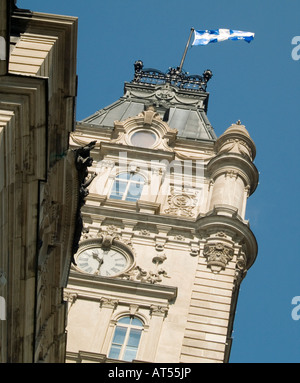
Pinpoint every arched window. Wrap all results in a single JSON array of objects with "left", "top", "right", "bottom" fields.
[
  {"left": 108, "top": 316, "right": 143, "bottom": 361},
  {"left": 109, "top": 172, "right": 144, "bottom": 202}
]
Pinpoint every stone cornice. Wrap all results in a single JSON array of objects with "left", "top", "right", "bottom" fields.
[
  {"left": 99, "top": 141, "right": 176, "bottom": 162},
  {"left": 10, "top": 10, "right": 78, "bottom": 97},
  {"left": 81, "top": 201, "right": 257, "bottom": 270},
  {"left": 66, "top": 271, "right": 178, "bottom": 304}
]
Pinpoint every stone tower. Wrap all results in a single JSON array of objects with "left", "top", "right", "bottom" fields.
[{"left": 65, "top": 61, "right": 258, "bottom": 363}]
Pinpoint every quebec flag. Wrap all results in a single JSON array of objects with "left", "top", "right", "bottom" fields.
[{"left": 192, "top": 29, "right": 254, "bottom": 46}]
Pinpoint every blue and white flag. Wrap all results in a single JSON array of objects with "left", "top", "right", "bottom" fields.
[{"left": 192, "top": 29, "right": 255, "bottom": 46}]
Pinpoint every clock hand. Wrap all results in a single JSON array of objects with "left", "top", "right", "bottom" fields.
[
  {"left": 96, "top": 258, "right": 103, "bottom": 272},
  {"left": 92, "top": 252, "right": 104, "bottom": 262},
  {"left": 90, "top": 251, "right": 105, "bottom": 274}
]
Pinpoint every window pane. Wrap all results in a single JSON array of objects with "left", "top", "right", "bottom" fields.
[
  {"left": 110, "top": 180, "right": 127, "bottom": 199},
  {"left": 112, "top": 326, "right": 127, "bottom": 344},
  {"left": 126, "top": 182, "right": 143, "bottom": 201},
  {"left": 118, "top": 316, "right": 131, "bottom": 324},
  {"left": 130, "top": 173, "right": 144, "bottom": 182},
  {"left": 123, "top": 347, "right": 138, "bottom": 362},
  {"left": 127, "top": 328, "right": 142, "bottom": 347},
  {"left": 131, "top": 130, "right": 157, "bottom": 148},
  {"left": 131, "top": 317, "right": 143, "bottom": 327},
  {"left": 108, "top": 345, "right": 122, "bottom": 359}
]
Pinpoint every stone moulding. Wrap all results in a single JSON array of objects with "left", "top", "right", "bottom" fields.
[{"left": 66, "top": 272, "right": 178, "bottom": 303}]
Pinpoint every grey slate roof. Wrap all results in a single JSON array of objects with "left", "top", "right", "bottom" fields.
[{"left": 80, "top": 62, "right": 216, "bottom": 142}]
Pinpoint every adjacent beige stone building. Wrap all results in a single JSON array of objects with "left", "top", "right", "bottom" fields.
[
  {"left": 0, "top": 1, "right": 80, "bottom": 362},
  {"left": 65, "top": 61, "right": 259, "bottom": 363}
]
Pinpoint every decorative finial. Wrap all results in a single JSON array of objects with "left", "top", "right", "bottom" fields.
[
  {"left": 203, "top": 69, "right": 213, "bottom": 82},
  {"left": 237, "top": 120, "right": 241, "bottom": 125},
  {"left": 134, "top": 60, "right": 143, "bottom": 73}
]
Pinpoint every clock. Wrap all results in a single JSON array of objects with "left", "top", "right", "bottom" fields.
[{"left": 75, "top": 246, "right": 129, "bottom": 277}]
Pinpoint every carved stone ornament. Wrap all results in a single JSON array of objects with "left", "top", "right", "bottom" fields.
[
  {"left": 122, "top": 266, "right": 165, "bottom": 284},
  {"left": 81, "top": 224, "right": 120, "bottom": 242},
  {"left": 63, "top": 292, "right": 78, "bottom": 305},
  {"left": 219, "top": 138, "right": 253, "bottom": 160},
  {"left": 190, "top": 247, "right": 199, "bottom": 257},
  {"left": 104, "top": 225, "right": 119, "bottom": 237},
  {"left": 234, "top": 252, "right": 247, "bottom": 289},
  {"left": 150, "top": 304, "right": 169, "bottom": 317},
  {"left": 164, "top": 187, "right": 197, "bottom": 217},
  {"left": 129, "top": 304, "right": 139, "bottom": 316},
  {"left": 203, "top": 242, "right": 234, "bottom": 273},
  {"left": 139, "top": 229, "right": 151, "bottom": 236},
  {"left": 155, "top": 87, "right": 175, "bottom": 101},
  {"left": 122, "top": 253, "right": 169, "bottom": 284},
  {"left": 100, "top": 297, "right": 119, "bottom": 310}
]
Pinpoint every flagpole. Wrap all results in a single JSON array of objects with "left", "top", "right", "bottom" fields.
[{"left": 178, "top": 28, "right": 194, "bottom": 72}]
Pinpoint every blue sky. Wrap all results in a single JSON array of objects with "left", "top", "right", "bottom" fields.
[{"left": 21, "top": 0, "right": 300, "bottom": 363}]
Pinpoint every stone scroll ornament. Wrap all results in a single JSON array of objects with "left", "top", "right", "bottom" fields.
[
  {"left": 122, "top": 253, "right": 169, "bottom": 284},
  {"left": 164, "top": 188, "right": 197, "bottom": 217},
  {"left": 203, "top": 243, "right": 234, "bottom": 273},
  {"left": 71, "top": 141, "right": 97, "bottom": 264}
]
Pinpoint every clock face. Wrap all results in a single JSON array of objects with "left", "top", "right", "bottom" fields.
[{"left": 75, "top": 247, "right": 129, "bottom": 277}]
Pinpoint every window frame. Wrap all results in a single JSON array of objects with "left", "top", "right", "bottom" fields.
[{"left": 108, "top": 315, "right": 144, "bottom": 362}]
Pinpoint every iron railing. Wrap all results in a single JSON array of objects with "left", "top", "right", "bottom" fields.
[{"left": 132, "top": 60, "right": 212, "bottom": 92}]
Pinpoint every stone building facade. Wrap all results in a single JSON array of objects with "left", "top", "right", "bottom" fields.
[
  {"left": 65, "top": 61, "right": 259, "bottom": 363},
  {"left": 0, "top": 2, "right": 258, "bottom": 364}
]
